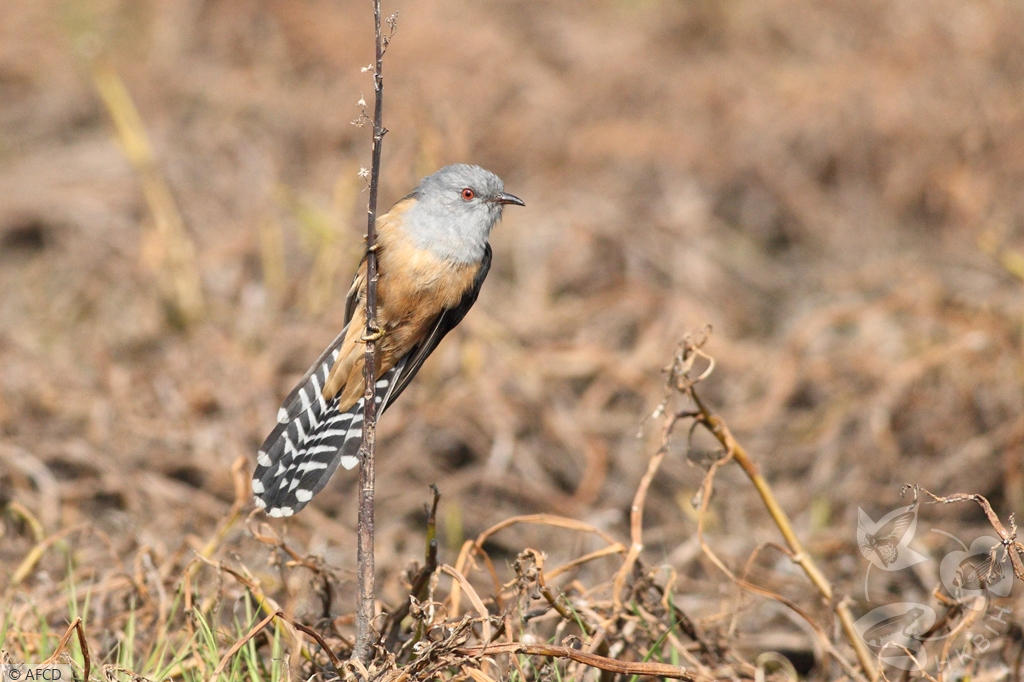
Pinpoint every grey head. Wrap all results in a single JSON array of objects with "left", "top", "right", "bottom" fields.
[{"left": 403, "top": 164, "right": 524, "bottom": 264}]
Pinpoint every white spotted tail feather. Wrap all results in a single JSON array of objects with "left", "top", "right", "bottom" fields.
[{"left": 252, "top": 327, "right": 408, "bottom": 518}]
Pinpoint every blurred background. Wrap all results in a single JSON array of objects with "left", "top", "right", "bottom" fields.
[{"left": 1, "top": 0, "right": 1022, "bottom": 675}]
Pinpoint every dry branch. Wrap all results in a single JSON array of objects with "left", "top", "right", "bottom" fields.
[
  {"left": 454, "top": 642, "right": 706, "bottom": 680},
  {"left": 667, "top": 335, "right": 879, "bottom": 680},
  {"left": 384, "top": 486, "right": 441, "bottom": 650},
  {"left": 918, "top": 487, "right": 1024, "bottom": 582},
  {"left": 42, "top": 616, "right": 91, "bottom": 682},
  {"left": 354, "top": 0, "right": 390, "bottom": 664},
  {"left": 91, "top": 61, "right": 204, "bottom": 326},
  {"left": 212, "top": 610, "right": 279, "bottom": 677}
]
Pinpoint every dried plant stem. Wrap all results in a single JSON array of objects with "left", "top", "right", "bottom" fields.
[
  {"left": 688, "top": 387, "right": 878, "bottom": 680},
  {"left": 454, "top": 642, "right": 705, "bottom": 680},
  {"left": 91, "top": 61, "right": 204, "bottom": 327},
  {"left": 451, "top": 513, "right": 620, "bottom": 615},
  {"left": 190, "top": 554, "right": 300, "bottom": 647},
  {"left": 353, "top": 0, "right": 388, "bottom": 664},
  {"left": 9, "top": 524, "right": 86, "bottom": 589},
  {"left": 384, "top": 486, "right": 441, "bottom": 649},
  {"left": 185, "top": 456, "right": 249, "bottom": 583},
  {"left": 918, "top": 488, "right": 1024, "bottom": 581},
  {"left": 212, "top": 610, "right": 344, "bottom": 677},
  {"left": 212, "top": 610, "right": 279, "bottom": 677},
  {"left": 42, "top": 616, "right": 90, "bottom": 681},
  {"left": 612, "top": 407, "right": 680, "bottom": 609}
]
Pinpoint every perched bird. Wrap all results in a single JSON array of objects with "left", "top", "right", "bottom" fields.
[{"left": 253, "top": 164, "right": 524, "bottom": 517}]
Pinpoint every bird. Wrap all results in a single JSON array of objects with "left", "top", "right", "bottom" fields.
[{"left": 253, "top": 164, "right": 524, "bottom": 517}]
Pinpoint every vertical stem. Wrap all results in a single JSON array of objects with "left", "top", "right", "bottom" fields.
[
  {"left": 690, "top": 388, "right": 878, "bottom": 681},
  {"left": 354, "top": 0, "right": 386, "bottom": 664}
]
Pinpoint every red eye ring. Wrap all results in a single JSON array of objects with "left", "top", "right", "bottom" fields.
[{"left": 460, "top": 188, "right": 475, "bottom": 201}]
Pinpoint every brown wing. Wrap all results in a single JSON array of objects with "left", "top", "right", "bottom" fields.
[
  {"left": 381, "top": 243, "right": 491, "bottom": 410},
  {"left": 321, "top": 199, "right": 416, "bottom": 408}
]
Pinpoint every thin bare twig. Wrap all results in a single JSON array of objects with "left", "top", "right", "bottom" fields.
[
  {"left": 666, "top": 336, "right": 878, "bottom": 680},
  {"left": 384, "top": 485, "right": 441, "bottom": 649},
  {"left": 9, "top": 524, "right": 87, "bottom": 589},
  {"left": 292, "top": 619, "right": 346, "bottom": 672},
  {"left": 691, "top": 386, "right": 876, "bottom": 678},
  {"left": 42, "top": 616, "right": 91, "bottom": 682},
  {"left": 454, "top": 642, "right": 706, "bottom": 680},
  {"left": 936, "top": 595, "right": 986, "bottom": 677},
  {"left": 612, "top": 407, "right": 687, "bottom": 608},
  {"left": 451, "top": 513, "right": 621, "bottom": 615},
  {"left": 190, "top": 553, "right": 301, "bottom": 648},
  {"left": 91, "top": 60, "right": 204, "bottom": 327},
  {"left": 918, "top": 487, "right": 1024, "bottom": 581},
  {"left": 520, "top": 547, "right": 596, "bottom": 637},
  {"left": 212, "top": 610, "right": 279, "bottom": 677},
  {"left": 439, "top": 564, "right": 493, "bottom": 643},
  {"left": 354, "top": 0, "right": 389, "bottom": 664}
]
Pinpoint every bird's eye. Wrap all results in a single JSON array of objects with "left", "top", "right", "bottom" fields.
[{"left": 460, "top": 188, "right": 475, "bottom": 201}]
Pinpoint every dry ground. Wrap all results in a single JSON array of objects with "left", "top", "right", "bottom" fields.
[{"left": 1, "top": 1, "right": 1023, "bottom": 680}]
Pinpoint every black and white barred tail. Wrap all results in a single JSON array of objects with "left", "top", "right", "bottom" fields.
[
  {"left": 253, "top": 329, "right": 407, "bottom": 517},
  {"left": 253, "top": 244, "right": 492, "bottom": 517}
]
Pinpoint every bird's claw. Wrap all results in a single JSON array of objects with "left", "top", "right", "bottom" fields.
[{"left": 360, "top": 326, "right": 386, "bottom": 343}]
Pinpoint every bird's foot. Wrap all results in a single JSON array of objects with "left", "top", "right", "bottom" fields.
[{"left": 359, "top": 326, "right": 386, "bottom": 343}]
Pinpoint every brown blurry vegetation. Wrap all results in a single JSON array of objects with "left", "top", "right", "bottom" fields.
[{"left": 1, "top": 0, "right": 1023, "bottom": 679}]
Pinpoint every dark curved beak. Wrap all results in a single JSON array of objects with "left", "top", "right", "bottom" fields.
[{"left": 495, "top": 191, "right": 525, "bottom": 207}]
